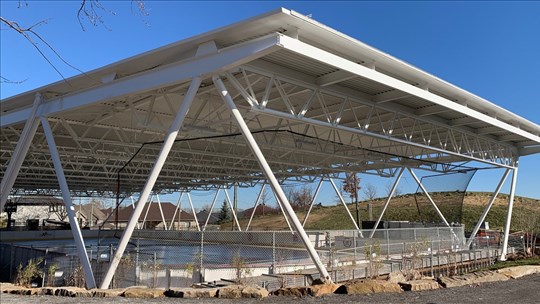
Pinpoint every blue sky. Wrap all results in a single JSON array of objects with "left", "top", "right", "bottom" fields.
[{"left": 1, "top": 1, "right": 539, "bottom": 208}]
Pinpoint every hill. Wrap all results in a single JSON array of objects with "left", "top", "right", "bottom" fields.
[{"left": 223, "top": 192, "right": 540, "bottom": 233}]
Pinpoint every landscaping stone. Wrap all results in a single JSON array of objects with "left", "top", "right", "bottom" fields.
[
  {"left": 273, "top": 286, "right": 310, "bottom": 297},
  {"left": 496, "top": 265, "right": 540, "bottom": 279},
  {"left": 309, "top": 283, "right": 340, "bottom": 296},
  {"left": 399, "top": 279, "right": 440, "bottom": 291},
  {"left": 217, "top": 284, "right": 243, "bottom": 298},
  {"left": 334, "top": 279, "right": 402, "bottom": 294},
  {"left": 10, "top": 288, "right": 39, "bottom": 295},
  {"left": 241, "top": 285, "right": 269, "bottom": 298},
  {"left": 92, "top": 288, "right": 125, "bottom": 297},
  {"left": 38, "top": 287, "right": 57, "bottom": 295},
  {"left": 165, "top": 287, "right": 218, "bottom": 298},
  {"left": 438, "top": 271, "right": 509, "bottom": 288},
  {"left": 123, "top": 287, "right": 164, "bottom": 298},
  {"left": 0, "top": 283, "right": 24, "bottom": 294},
  {"left": 55, "top": 287, "right": 93, "bottom": 297}
]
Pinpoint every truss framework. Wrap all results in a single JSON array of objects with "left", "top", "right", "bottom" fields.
[{"left": 1, "top": 8, "right": 537, "bottom": 289}]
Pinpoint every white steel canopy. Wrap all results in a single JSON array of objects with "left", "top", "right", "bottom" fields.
[
  {"left": 2, "top": 8, "right": 538, "bottom": 198},
  {"left": 2, "top": 7, "right": 538, "bottom": 288}
]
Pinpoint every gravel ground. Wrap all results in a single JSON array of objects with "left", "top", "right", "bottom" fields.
[{"left": 1, "top": 274, "right": 539, "bottom": 304}]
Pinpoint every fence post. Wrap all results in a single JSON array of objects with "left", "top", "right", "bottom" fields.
[
  {"left": 199, "top": 231, "right": 204, "bottom": 283},
  {"left": 135, "top": 238, "right": 140, "bottom": 286},
  {"left": 386, "top": 230, "right": 390, "bottom": 257},
  {"left": 272, "top": 231, "right": 276, "bottom": 274}
]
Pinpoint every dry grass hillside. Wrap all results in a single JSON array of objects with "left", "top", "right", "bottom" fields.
[{"left": 223, "top": 192, "right": 540, "bottom": 233}]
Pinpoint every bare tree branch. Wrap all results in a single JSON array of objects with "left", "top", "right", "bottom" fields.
[{"left": 1, "top": 76, "right": 27, "bottom": 84}]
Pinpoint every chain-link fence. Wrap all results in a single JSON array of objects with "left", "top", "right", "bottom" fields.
[{"left": 3, "top": 225, "right": 506, "bottom": 290}]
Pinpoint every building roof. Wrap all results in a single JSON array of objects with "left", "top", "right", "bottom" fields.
[
  {"left": 111, "top": 202, "right": 195, "bottom": 222},
  {"left": 1, "top": 8, "right": 538, "bottom": 197}
]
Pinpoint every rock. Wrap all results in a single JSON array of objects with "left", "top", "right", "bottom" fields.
[
  {"left": 399, "top": 279, "right": 440, "bottom": 291},
  {"left": 92, "top": 288, "right": 125, "bottom": 297},
  {"left": 165, "top": 287, "right": 218, "bottom": 298},
  {"left": 497, "top": 266, "right": 540, "bottom": 279},
  {"left": 55, "top": 287, "right": 93, "bottom": 297},
  {"left": 309, "top": 283, "right": 340, "bottom": 296},
  {"left": 241, "top": 285, "right": 269, "bottom": 298},
  {"left": 387, "top": 271, "right": 407, "bottom": 283},
  {"left": 123, "top": 287, "right": 164, "bottom": 298},
  {"left": 335, "top": 279, "right": 402, "bottom": 294},
  {"left": 38, "top": 287, "right": 57, "bottom": 295},
  {"left": 217, "top": 284, "right": 243, "bottom": 299},
  {"left": 1, "top": 283, "right": 24, "bottom": 294},
  {"left": 11, "top": 288, "right": 39, "bottom": 295},
  {"left": 438, "top": 271, "right": 509, "bottom": 288},
  {"left": 273, "top": 286, "right": 310, "bottom": 297}
]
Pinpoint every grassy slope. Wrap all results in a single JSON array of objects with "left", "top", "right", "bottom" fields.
[{"left": 224, "top": 192, "right": 540, "bottom": 233}]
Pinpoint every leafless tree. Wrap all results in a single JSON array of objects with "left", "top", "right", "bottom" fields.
[
  {"left": 1, "top": 1, "right": 148, "bottom": 82},
  {"left": 286, "top": 185, "right": 313, "bottom": 211},
  {"left": 515, "top": 206, "right": 539, "bottom": 257},
  {"left": 343, "top": 172, "right": 361, "bottom": 226},
  {"left": 363, "top": 183, "right": 378, "bottom": 201},
  {"left": 385, "top": 180, "right": 402, "bottom": 198}
]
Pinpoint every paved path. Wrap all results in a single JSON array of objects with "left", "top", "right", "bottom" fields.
[{"left": 1, "top": 274, "right": 539, "bottom": 304}]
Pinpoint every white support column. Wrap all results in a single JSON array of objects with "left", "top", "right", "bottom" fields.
[
  {"left": 246, "top": 184, "right": 266, "bottom": 231},
  {"left": 302, "top": 178, "right": 324, "bottom": 227},
  {"left": 156, "top": 195, "right": 167, "bottom": 230},
  {"left": 408, "top": 168, "right": 451, "bottom": 228},
  {"left": 169, "top": 192, "right": 184, "bottom": 230},
  {"left": 40, "top": 117, "right": 96, "bottom": 289},
  {"left": 141, "top": 195, "right": 153, "bottom": 229},
  {"left": 213, "top": 75, "right": 332, "bottom": 282},
  {"left": 466, "top": 169, "right": 510, "bottom": 248},
  {"left": 500, "top": 165, "right": 518, "bottom": 261},
  {"left": 100, "top": 76, "right": 201, "bottom": 289},
  {"left": 130, "top": 196, "right": 142, "bottom": 229},
  {"left": 369, "top": 167, "right": 405, "bottom": 238},
  {"left": 1, "top": 93, "right": 42, "bottom": 211},
  {"left": 329, "top": 178, "right": 363, "bottom": 237},
  {"left": 187, "top": 192, "right": 200, "bottom": 231},
  {"left": 224, "top": 188, "right": 242, "bottom": 231},
  {"left": 203, "top": 188, "right": 221, "bottom": 231}
]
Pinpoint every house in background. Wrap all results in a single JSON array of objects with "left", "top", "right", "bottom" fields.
[
  {"left": 196, "top": 209, "right": 220, "bottom": 225},
  {"left": 1, "top": 196, "right": 66, "bottom": 230},
  {"left": 73, "top": 204, "right": 110, "bottom": 229},
  {"left": 110, "top": 202, "right": 197, "bottom": 230}
]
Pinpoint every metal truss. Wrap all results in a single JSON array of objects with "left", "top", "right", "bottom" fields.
[{"left": 223, "top": 64, "right": 518, "bottom": 168}]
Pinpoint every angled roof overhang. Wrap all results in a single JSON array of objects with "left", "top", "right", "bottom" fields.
[{"left": 1, "top": 8, "right": 539, "bottom": 197}]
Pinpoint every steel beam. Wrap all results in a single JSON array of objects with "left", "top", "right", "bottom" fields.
[
  {"left": 41, "top": 117, "right": 96, "bottom": 289},
  {"left": 302, "top": 178, "right": 324, "bottom": 226},
  {"left": 466, "top": 169, "right": 510, "bottom": 248},
  {"left": 213, "top": 75, "right": 332, "bottom": 282},
  {"left": 100, "top": 76, "right": 201, "bottom": 289},
  {"left": 500, "top": 165, "right": 518, "bottom": 261},
  {"left": 369, "top": 167, "right": 405, "bottom": 238},
  {"left": 408, "top": 168, "right": 452, "bottom": 228},
  {"left": 1, "top": 94, "right": 42, "bottom": 212},
  {"left": 329, "top": 178, "right": 363, "bottom": 237}
]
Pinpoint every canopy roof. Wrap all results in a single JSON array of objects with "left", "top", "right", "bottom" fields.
[{"left": 1, "top": 8, "right": 539, "bottom": 197}]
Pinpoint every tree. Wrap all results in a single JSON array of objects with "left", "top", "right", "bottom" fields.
[
  {"left": 385, "top": 180, "right": 402, "bottom": 198},
  {"left": 217, "top": 200, "right": 230, "bottom": 224},
  {"left": 343, "top": 172, "right": 361, "bottom": 227},
  {"left": 287, "top": 185, "right": 312, "bottom": 211},
  {"left": 1, "top": 1, "right": 148, "bottom": 82},
  {"left": 363, "top": 183, "right": 378, "bottom": 201}
]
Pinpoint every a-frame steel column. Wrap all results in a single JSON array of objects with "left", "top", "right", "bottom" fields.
[
  {"left": 500, "top": 165, "right": 518, "bottom": 261},
  {"left": 100, "top": 77, "right": 202, "bottom": 289},
  {"left": 213, "top": 75, "right": 332, "bottom": 282},
  {"left": 41, "top": 117, "right": 96, "bottom": 289},
  {"left": 0, "top": 93, "right": 42, "bottom": 212},
  {"left": 302, "top": 178, "right": 324, "bottom": 227},
  {"left": 466, "top": 169, "right": 510, "bottom": 248},
  {"left": 369, "top": 167, "right": 405, "bottom": 238},
  {"left": 408, "top": 168, "right": 452, "bottom": 228}
]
